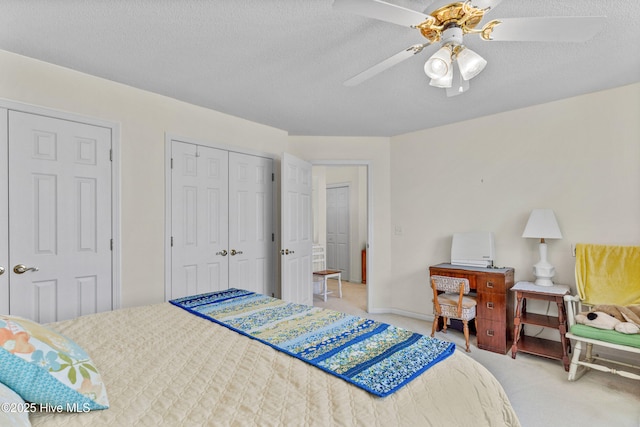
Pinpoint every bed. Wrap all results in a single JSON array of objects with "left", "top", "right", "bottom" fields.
[{"left": 7, "top": 293, "right": 520, "bottom": 426}]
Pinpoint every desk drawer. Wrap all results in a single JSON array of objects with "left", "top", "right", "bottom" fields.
[
  {"left": 477, "top": 319, "right": 508, "bottom": 354},
  {"left": 476, "top": 292, "right": 506, "bottom": 321},
  {"left": 475, "top": 274, "right": 506, "bottom": 293}
]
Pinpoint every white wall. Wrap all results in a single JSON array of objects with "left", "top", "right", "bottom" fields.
[
  {"left": 0, "top": 50, "right": 289, "bottom": 308},
  {"left": 390, "top": 83, "right": 640, "bottom": 318},
  {"left": 2, "top": 49, "right": 637, "bottom": 320}
]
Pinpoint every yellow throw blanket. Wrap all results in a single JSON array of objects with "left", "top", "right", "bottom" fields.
[{"left": 575, "top": 243, "right": 640, "bottom": 306}]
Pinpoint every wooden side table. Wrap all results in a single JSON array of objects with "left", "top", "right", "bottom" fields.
[{"left": 511, "top": 281, "right": 571, "bottom": 371}]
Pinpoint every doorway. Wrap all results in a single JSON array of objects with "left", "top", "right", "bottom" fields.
[
  {"left": 312, "top": 164, "right": 369, "bottom": 311},
  {"left": 0, "top": 103, "right": 120, "bottom": 322}
]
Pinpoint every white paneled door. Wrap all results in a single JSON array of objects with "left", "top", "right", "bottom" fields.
[
  {"left": 280, "top": 153, "right": 312, "bottom": 306},
  {"left": 170, "top": 142, "right": 229, "bottom": 299},
  {"left": 228, "top": 152, "right": 273, "bottom": 294},
  {"left": 7, "top": 110, "right": 113, "bottom": 322},
  {"left": 326, "top": 185, "right": 350, "bottom": 280},
  {"left": 169, "top": 140, "right": 274, "bottom": 299}
]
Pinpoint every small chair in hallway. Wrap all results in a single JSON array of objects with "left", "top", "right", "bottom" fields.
[
  {"left": 312, "top": 245, "right": 342, "bottom": 302},
  {"left": 431, "top": 275, "right": 477, "bottom": 352}
]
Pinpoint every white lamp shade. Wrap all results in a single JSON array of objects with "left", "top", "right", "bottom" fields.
[
  {"left": 424, "top": 46, "right": 452, "bottom": 79},
  {"left": 522, "top": 209, "right": 563, "bottom": 239},
  {"left": 456, "top": 47, "right": 487, "bottom": 81}
]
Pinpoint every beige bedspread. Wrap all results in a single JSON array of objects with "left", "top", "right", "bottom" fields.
[{"left": 30, "top": 303, "right": 520, "bottom": 426}]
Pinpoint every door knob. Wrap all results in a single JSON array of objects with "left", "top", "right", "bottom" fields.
[
  {"left": 216, "top": 250, "right": 228, "bottom": 256},
  {"left": 13, "top": 264, "right": 39, "bottom": 274},
  {"left": 0, "top": 266, "right": 4, "bottom": 275},
  {"left": 230, "top": 249, "right": 244, "bottom": 256}
]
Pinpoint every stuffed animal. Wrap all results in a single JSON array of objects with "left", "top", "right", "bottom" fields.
[
  {"left": 591, "top": 304, "right": 640, "bottom": 327},
  {"left": 575, "top": 309, "right": 640, "bottom": 334}
]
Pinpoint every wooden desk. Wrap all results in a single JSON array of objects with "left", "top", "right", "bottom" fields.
[
  {"left": 510, "top": 281, "right": 571, "bottom": 371},
  {"left": 429, "top": 263, "right": 515, "bottom": 354}
]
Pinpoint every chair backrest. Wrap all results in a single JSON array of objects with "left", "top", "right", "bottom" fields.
[
  {"left": 312, "top": 245, "right": 327, "bottom": 272},
  {"left": 431, "top": 275, "right": 470, "bottom": 294},
  {"left": 575, "top": 243, "right": 640, "bottom": 306}
]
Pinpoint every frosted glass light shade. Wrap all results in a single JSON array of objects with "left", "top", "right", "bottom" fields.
[
  {"left": 457, "top": 47, "right": 487, "bottom": 81},
  {"left": 424, "top": 46, "right": 452, "bottom": 79},
  {"left": 429, "top": 61, "right": 454, "bottom": 88},
  {"left": 445, "top": 62, "right": 469, "bottom": 96}
]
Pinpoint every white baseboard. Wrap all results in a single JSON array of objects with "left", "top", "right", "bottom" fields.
[{"left": 367, "top": 307, "right": 435, "bottom": 323}]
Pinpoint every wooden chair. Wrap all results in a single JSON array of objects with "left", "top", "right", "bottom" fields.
[
  {"left": 312, "top": 245, "right": 342, "bottom": 302},
  {"left": 431, "top": 275, "right": 477, "bottom": 352},
  {"left": 563, "top": 243, "right": 640, "bottom": 381}
]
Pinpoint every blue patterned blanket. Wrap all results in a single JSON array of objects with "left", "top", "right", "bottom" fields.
[{"left": 170, "top": 289, "right": 455, "bottom": 397}]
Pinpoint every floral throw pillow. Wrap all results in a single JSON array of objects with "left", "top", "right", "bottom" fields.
[{"left": 0, "top": 315, "right": 108, "bottom": 411}]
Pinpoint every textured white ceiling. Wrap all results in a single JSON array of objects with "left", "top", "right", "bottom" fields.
[{"left": 0, "top": 0, "right": 638, "bottom": 136}]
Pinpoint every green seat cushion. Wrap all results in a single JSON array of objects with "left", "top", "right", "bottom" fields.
[{"left": 570, "top": 324, "right": 640, "bottom": 349}]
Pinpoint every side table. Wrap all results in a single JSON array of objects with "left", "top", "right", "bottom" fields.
[{"left": 511, "top": 281, "right": 571, "bottom": 371}]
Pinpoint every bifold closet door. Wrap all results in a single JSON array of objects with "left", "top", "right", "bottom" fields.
[
  {"left": 171, "top": 142, "right": 229, "bottom": 299},
  {"left": 228, "top": 152, "right": 273, "bottom": 294},
  {"left": 7, "top": 110, "right": 113, "bottom": 322}
]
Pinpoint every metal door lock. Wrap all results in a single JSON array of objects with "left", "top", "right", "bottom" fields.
[{"left": 216, "top": 250, "right": 228, "bottom": 256}]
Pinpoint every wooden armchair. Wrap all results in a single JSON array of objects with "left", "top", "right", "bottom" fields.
[{"left": 564, "top": 243, "right": 640, "bottom": 381}]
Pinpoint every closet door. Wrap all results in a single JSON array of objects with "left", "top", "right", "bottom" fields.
[
  {"left": 326, "top": 185, "right": 350, "bottom": 280},
  {"left": 170, "top": 142, "right": 229, "bottom": 299},
  {"left": 228, "top": 152, "right": 273, "bottom": 294}
]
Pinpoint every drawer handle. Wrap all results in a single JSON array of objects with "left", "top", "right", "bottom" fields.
[
  {"left": 486, "top": 302, "right": 494, "bottom": 309},
  {"left": 486, "top": 281, "right": 494, "bottom": 288},
  {"left": 486, "top": 330, "right": 494, "bottom": 337}
]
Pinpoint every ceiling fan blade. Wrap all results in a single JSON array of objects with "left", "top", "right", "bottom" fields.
[
  {"left": 471, "top": 0, "right": 503, "bottom": 12},
  {"left": 427, "top": 0, "right": 502, "bottom": 14},
  {"left": 333, "top": 0, "right": 431, "bottom": 27},
  {"left": 486, "top": 16, "right": 606, "bottom": 42},
  {"left": 344, "top": 44, "right": 428, "bottom": 86}
]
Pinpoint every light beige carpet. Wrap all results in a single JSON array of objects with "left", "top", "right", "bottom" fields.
[{"left": 316, "top": 280, "right": 640, "bottom": 427}]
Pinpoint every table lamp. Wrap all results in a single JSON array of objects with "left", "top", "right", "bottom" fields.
[{"left": 522, "top": 209, "right": 563, "bottom": 286}]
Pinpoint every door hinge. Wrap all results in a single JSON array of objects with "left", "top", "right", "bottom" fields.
[
  {"left": 171, "top": 158, "right": 174, "bottom": 169},
  {"left": 171, "top": 236, "right": 174, "bottom": 247},
  {"left": 272, "top": 173, "right": 275, "bottom": 182},
  {"left": 109, "top": 149, "right": 113, "bottom": 162},
  {"left": 272, "top": 233, "right": 275, "bottom": 242},
  {"left": 110, "top": 239, "right": 113, "bottom": 251}
]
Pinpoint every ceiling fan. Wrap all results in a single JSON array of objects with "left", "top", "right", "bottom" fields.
[{"left": 334, "top": 0, "right": 605, "bottom": 96}]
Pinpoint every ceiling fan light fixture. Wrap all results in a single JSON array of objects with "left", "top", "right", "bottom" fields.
[
  {"left": 456, "top": 46, "right": 487, "bottom": 81},
  {"left": 445, "top": 62, "right": 469, "bottom": 97},
  {"left": 424, "top": 45, "right": 452, "bottom": 79},
  {"left": 429, "top": 61, "right": 453, "bottom": 88}
]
